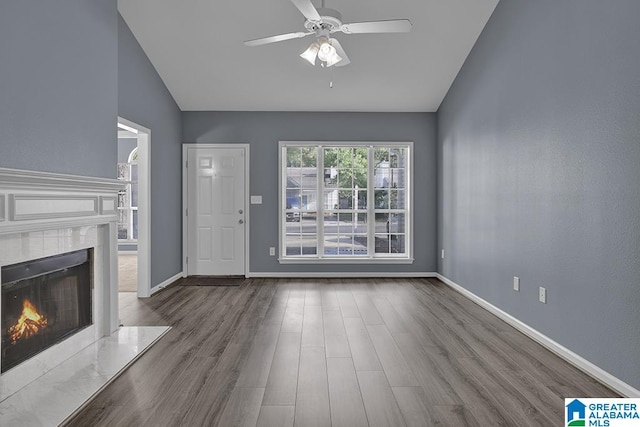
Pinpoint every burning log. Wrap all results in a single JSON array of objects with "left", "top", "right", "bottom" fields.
[{"left": 8, "top": 299, "right": 48, "bottom": 345}]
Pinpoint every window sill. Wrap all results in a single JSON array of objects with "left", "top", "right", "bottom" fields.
[{"left": 278, "top": 257, "right": 414, "bottom": 265}]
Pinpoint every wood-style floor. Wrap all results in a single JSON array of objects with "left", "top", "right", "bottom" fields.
[{"left": 67, "top": 278, "right": 617, "bottom": 426}]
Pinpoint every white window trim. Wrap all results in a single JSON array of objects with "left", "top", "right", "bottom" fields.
[{"left": 278, "top": 141, "right": 414, "bottom": 264}]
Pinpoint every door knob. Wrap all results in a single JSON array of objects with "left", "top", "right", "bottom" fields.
[
  {"left": 239, "top": 219, "right": 244, "bottom": 224},
  {"left": 239, "top": 209, "right": 243, "bottom": 214}
]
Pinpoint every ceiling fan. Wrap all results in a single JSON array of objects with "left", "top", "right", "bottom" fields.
[{"left": 243, "top": 0, "right": 412, "bottom": 68}]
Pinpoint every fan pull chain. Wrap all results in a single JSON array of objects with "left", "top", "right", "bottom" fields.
[{"left": 329, "top": 64, "right": 335, "bottom": 88}]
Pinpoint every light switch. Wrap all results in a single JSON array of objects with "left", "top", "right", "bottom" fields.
[{"left": 250, "top": 195, "right": 262, "bottom": 204}]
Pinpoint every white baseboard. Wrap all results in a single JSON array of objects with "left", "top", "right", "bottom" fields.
[
  {"left": 436, "top": 273, "right": 640, "bottom": 398},
  {"left": 246, "top": 271, "right": 437, "bottom": 279},
  {"left": 150, "top": 271, "right": 183, "bottom": 295}
]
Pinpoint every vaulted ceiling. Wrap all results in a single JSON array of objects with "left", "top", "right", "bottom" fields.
[{"left": 118, "top": 0, "right": 499, "bottom": 112}]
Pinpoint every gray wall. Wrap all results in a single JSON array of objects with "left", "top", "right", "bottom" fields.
[
  {"left": 118, "top": 15, "right": 182, "bottom": 286},
  {"left": 183, "top": 112, "right": 437, "bottom": 273},
  {"left": 438, "top": 0, "right": 640, "bottom": 390},
  {"left": 0, "top": 1, "right": 117, "bottom": 178}
]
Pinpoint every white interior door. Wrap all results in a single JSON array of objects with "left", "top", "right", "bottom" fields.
[{"left": 187, "top": 146, "right": 246, "bottom": 276}]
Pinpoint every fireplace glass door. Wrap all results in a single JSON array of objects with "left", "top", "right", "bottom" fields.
[{"left": 1, "top": 249, "right": 92, "bottom": 373}]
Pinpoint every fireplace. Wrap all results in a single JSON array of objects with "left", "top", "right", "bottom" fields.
[
  {"left": 0, "top": 167, "right": 122, "bottom": 401},
  {"left": 1, "top": 249, "right": 93, "bottom": 373}
]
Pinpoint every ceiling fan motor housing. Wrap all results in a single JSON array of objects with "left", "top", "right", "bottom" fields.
[{"left": 304, "top": 8, "right": 343, "bottom": 33}]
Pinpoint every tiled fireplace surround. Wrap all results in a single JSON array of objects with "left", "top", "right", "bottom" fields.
[{"left": 0, "top": 167, "right": 169, "bottom": 425}]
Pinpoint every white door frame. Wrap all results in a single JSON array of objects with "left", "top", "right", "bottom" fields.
[
  {"left": 118, "top": 117, "right": 151, "bottom": 298},
  {"left": 182, "top": 143, "right": 250, "bottom": 277}
]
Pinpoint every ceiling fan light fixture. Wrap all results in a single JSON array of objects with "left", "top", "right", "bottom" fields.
[
  {"left": 325, "top": 53, "right": 343, "bottom": 67},
  {"left": 300, "top": 42, "right": 320, "bottom": 65},
  {"left": 316, "top": 38, "right": 337, "bottom": 62}
]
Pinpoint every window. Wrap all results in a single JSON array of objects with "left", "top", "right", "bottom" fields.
[
  {"left": 117, "top": 147, "right": 138, "bottom": 241},
  {"left": 280, "top": 142, "right": 412, "bottom": 263}
]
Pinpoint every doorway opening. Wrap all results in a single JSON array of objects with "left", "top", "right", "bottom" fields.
[{"left": 117, "top": 118, "right": 151, "bottom": 298}]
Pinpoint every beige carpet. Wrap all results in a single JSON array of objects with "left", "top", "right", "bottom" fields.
[{"left": 118, "top": 254, "right": 138, "bottom": 292}]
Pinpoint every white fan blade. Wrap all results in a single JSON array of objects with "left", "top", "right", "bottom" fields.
[
  {"left": 244, "top": 32, "right": 312, "bottom": 47},
  {"left": 331, "top": 39, "right": 350, "bottom": 67},
  {"left": 340, "top": 19, "right": 412, "bottom": 34},
  {"left": 290, "top": 0, "right": 321, "bottom": 21}
]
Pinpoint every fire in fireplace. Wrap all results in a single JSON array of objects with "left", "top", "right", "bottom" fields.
[
  {"left": 8, "top": 298, "right": 49, "bottom": 344},
  {"left": 1, "top": 249, "right": 93, "bottom": 373}
]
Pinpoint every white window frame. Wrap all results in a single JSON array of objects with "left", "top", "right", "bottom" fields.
[{"left": 278, "top": 141, "right": 414, "bottom": 264}]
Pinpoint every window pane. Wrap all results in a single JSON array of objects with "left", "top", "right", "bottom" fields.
[
  {"left": 286, "top": 167, "right": 302, "bottom": 188},
  {"left": 286, "top": 236, "right": 301, "bottom": 256},
  {"left": 389, "top": 168, "right": 405, "bottom": 189},
  {"left": 353, "top": 168, "right": 367, "bottom": 189},
  {"left": 354, "top": 148, "right": 368, "bottom": 163},
  {"left": 287, "top": 147, "right": 301, "bottom": 167},
  {"left": 374, "top": 147, "right": 389, "bottom": 165},
  {"left": 300, "top": 214, "right": 317, "bottom": 234},
  {"left": 353, "top": 236, "right": 368, "bottom": 256},
  {"left": 338, "top": 170, "right": 353, "bottom": 188},
  {"left": 132, "top": 210, "right": 138, "bottom": 240},
  {"left": 324, "top": 148, "right": 339, "bottom": 168},
  {"left": 388, "top": 213, "right": 406, "bottom": 234},
  {"left": 391, "top": 234, "right": 406, "bottom": 254},
  {"left": 131, "top": 164, "right": 138, "bottom": 207},
  {"left": 374, "top": 190, "right": 389, "bottom": 209},
  {"left": 301, "top": 147, "right": 316, "bottom": 167},
  {"left": 323, "top": 233, "right": 339, "bottom": 255},
  {"left": 374, "top": 161, "right": 390, "bottom": 188},
  {"left": 375, "top": 234, "right": 406, "bottom": 254},
  {"left": 324, "top": 190, "right": 339, "bottom": 210},
  {"left": 117, "top": 208, "right": 129, "bottom": 240},
  {"left": 390, "top": 148, "right": 405, "bottom": 168},
  {"left": 301, "top": 235, "right": 317, "bottom": 255},
  {"left": 374, "top": 234, "right": 405, "bottom": 254},
  {"left": 375, "top": 213, "right": 389, "bottom": 234},
  {"left": 375, "top": 234, "right": 390, "bottom": 254},
  {"left": 117, "top": 163, "right": 130, "bottom": 181},
  {"left": 324, "top": 168, "right": 338, "bottom": 186},
  {"left": 130, "top": 163, "right": 138, "bottom": 183},
  {"left": 117, "top": 190, "right": 128, "bottom": 209},
  {"left": 300, "top": 169, "right": 317, "bottom": 190},
  {"left": 356, "top": 190, "right": 367, "bottom": 210},
  {"left": 338, "top": 148, "right": 353, "bottom": 168},
  {"left": 286, "top": 221, "right": 302, "bottom": 237},
  {"left": 337, "top": 190, "right": 352, "bottom": 209},
  {"left": 390, "top": 189, "right": 405, "bottom": 209},
  {"left": 286, "top": 190, "right": 301, "bottom": 207}
]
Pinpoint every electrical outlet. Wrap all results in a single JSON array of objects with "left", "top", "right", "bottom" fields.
[
  {"left": 539, "top": 287, "right": 546, "bottom": 304},
  {"left": 513, "top": 276, "right": 520, "bottom": 292},
  {"left": 441, "top": 249, "right": 445, "bottom": 259},
  {"left": 269, "top": 247, "right": 276, "bottom": 256}
]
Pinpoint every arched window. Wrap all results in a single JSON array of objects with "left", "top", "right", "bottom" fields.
[
  {"left": 117, "top": 147, "right": 139, "bottom": 241},
  {"left": 127, "top": 147, "right": 138, "bottom": 163}
]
